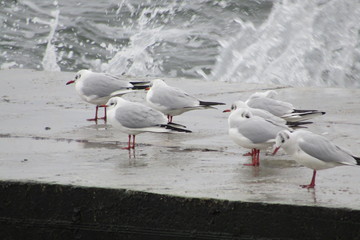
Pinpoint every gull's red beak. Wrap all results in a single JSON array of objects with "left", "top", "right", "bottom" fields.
[
  {"left": 222, "top": 109, "right": 231, "bottom": 113},
  {"left": 66, "top": 80, "right": 75, "bottom": 85},
  {"left": 272, "top": 146, "right": 280, "bottom": 155},
  {"left": 99, "top": 105, "right": 108, "bottom": 108}
]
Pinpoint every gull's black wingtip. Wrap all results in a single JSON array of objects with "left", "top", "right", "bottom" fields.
[
  {"left": 159, "top": 124, "right": 192, "bottom": 133},
  {"left": 199, "top": 101, "right": 226, "bottom": 106},
  {"left": 354, "top": 156, "right": 360, "bottom": 165}
]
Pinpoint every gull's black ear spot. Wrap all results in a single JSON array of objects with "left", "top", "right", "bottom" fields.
[
  {"left": 241, "top": 111, "right": 251, "bottom": 119},
  {"left": 285, "top": 132, "right": 290, "bottom": 139},
  {"left": 109, "top": 100, "right": 117, "bottom": 106},
  {"left": 279, "top": 132, "right": 290, "bottom": 144}
]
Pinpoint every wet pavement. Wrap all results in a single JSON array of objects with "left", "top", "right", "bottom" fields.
[{"left": 1, "top": 69, "right": 360, "bottom": 210}]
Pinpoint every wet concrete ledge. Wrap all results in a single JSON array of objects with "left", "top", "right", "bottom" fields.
[
  {"left": 1, "top": 181, "right": 359, "bottom": 240},
  {"left": 2, "top": 69, "right": 360, "bottom": 239}
]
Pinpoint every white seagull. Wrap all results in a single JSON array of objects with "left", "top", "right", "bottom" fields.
[
  {"left": 66, "top": 69, "right": 149, "bottom": 122},
  {"left": 223, "top": 100, "right": 312, "bottom": 128},
  {"left": 102, "top": 97, "right": 191, "bottom": 150},
  {"left": 245, "top": 90, "right": 325, "bottom": 122},
  {"left": 227, "top": 107, "right": 290, "bottom": 166},
  {"left": 146, "top": 79, "right": 225, "bottom": 123},
  {"left": 224, "top": 100, "right": 287, "bottom": 125},
  {"left": 273, "top": 130, "right": 360, "bottom": 188}
]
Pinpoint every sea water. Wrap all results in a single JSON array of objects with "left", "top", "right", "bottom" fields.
[{"left": 1, "top": 0, "right": 359, "bottom": 87}]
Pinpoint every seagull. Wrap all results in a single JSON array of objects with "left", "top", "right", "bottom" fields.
[
  {"left": 146, "top": 79, "right": 225, "bottom": 123},
  {"left": 227, "top": 107, "right": 290, "bottom": 166},
  {"left": 245, "top": 90, "right": 325, "bottom": 122},
  {"left": 273, "top": 130, "right": 360, "bottom": 188},
  {"left": 102, "top": 97, "right": 191, "bottom": 150},
  {"left": 223, "top": 100, "right": 312, "bottom": 128},
  {"left": 66, "top": 69, "right": 149, "bottom": 122}
]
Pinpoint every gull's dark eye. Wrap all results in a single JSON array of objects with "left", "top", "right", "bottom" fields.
[
  {"left": 75, "top": 74, "right": 81, "bottom": 80},
  {"left": 231, "top": 105, "right": 236, "bottom": 110}
]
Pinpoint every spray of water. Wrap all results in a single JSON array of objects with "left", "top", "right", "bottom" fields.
[
  {"left": 41, "top": 7, "right": 61, "bottom": 72},
  {"left": 2, "top": 0, "right": 359, "bottom": 87},
  {"left": 209, "top": 0, "right": 360, "bottom": 87},
  {"left": 98, "top": 0, "right": 261, "bottom": 78},
  {"left": 101, "top": 1, "right": 188, "bottom": 76}
]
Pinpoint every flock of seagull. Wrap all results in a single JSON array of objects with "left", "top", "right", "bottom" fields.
[{"left": 66, "top": 69, "right": 360, "bottom": 189}]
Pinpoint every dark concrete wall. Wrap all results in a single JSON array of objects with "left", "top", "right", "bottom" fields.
[{"left": 0, "top": 181, "right": 359, "bottom": 240}]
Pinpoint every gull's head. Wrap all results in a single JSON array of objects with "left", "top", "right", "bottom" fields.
[
  {"left": 263, "top": 90, "right": 278, "bottom": 98},
  {"left": 66, "top": 69, "right": 91, "bottom": 85},
  {"left": 104, "top": 97, "right": 119, "bottom": 108},
  {"left": 227, "top": 108, "right": 253, "bottom": 127},
  {"left": 273, "top": 130, "right": 292, "bottom": 155},
  {"left": 231, "top": 100, "right": 247, "bottom": 111},
  {"left": 229, "top": 107, "right": 253, "bottom": 119},
  {"left": 238, "top": 108, "right": 252, "bottom": 119},
  {"left": 145, "top": 79, "right": 165, "bottom": 91},
  {"left": 103, "top": 97, "right": 126, "bottom": 109},
  {"left": 249, "top": 90, "right": 278, "bottom": 100},
  {"left": 151, "top": 79, "right": 166, "bottom": 87},
  {"left": 223, "top": 100, "right": 247, "bottom": 113}
]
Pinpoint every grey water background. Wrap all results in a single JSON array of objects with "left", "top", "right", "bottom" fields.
[{"left": 1, "top": 0, "right": 360, "bottom": 87}]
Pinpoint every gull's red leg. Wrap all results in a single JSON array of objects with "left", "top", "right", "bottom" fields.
[
  {"left": 243, "top": 151, "right": 252, "bottom": 156},
  {"left": 167, "top": 115, "right": 173, "bottom": 123},
  {"left": 301, "top": 170, "right": 317, "bottom": 189},
  {"left": 255, "top": 149, "right": 260, "bottom": 166},
  {"left": 98, "top": 105, "right": 107, "bottom": 122},
  {"left": 244, "top": 149, "right": 257, "bottom": 166},
  {"left": 87, "top": 105, "right": 99, "bottom": 122},
  {"left": 131, "top": 135, "right": 136, "bottom": 149},
  {"left": 122, "top": 135, "right": 132, "bottom": 150}
]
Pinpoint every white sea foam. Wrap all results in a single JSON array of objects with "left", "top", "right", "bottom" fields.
[{"left": 1, "top": 61, "right": 18, "bottom": 69}]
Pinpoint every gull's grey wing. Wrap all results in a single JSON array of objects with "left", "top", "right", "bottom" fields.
[
  {"left": 82, "top": 73, "right": 133, "bottom": 98},
  {"left": 299, "top": 133, "right": 357, "bottom": 165},
  {"left": 115, "top": 102, "right": 166, "bottom": 129},
  {"left": 250, "top": 108, "right": 287, "bottom": 125},
  {"left": 247, "top": 97, "right": 294, "bottom": 117},
  {"left": 231, "top": 117, "right": 287, "bottom": 144},
  {"left": 149, "top": 85, "right": 199, "bottom": 109}
]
